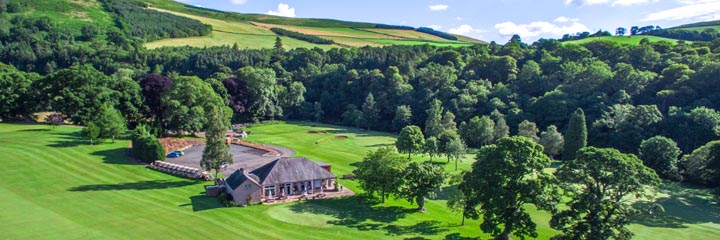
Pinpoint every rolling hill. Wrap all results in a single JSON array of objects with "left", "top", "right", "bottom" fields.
[
  {"left": 3, "top": 0, "right": 484, "bottom": 50},
  {"left": 141, "top": 0, "right": 484, "bottom": 49}
]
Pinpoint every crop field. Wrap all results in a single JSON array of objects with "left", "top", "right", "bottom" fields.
[
  {"left": 144, "top": 7, "right": 477, "bottom": 49},
  {"left": 1, "top": 122, "right": 718, "bottom": 239},
  {"left": 564, "top": 35, "right": 684, "bottom": 45}
]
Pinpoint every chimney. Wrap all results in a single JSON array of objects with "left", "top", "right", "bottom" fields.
[{"left": 240, "top": 168, "right": 247, "bottom": 175}]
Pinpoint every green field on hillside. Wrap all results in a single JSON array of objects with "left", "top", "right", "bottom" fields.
[
  {"left": 6, "top": 0, "right": 115, "bottom": 32},
  {"left": 564, "top": 35, "right": 683, "bottom": 45},
  {"left": 680, "top": 26, "right": 720, "bottom": 32},
  {"left": 1, "top": 122, "right": 718, "bottom": 239},
  {"left": 142, "top": 1, "right": 478, "bottom": 49}
]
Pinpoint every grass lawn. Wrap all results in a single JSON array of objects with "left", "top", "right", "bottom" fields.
[
  {"left": 1, "top": 122, "right": 718, "bottom": 239},
  {"left": 563, "top": 35, "right": 685, "bottom": 45}
]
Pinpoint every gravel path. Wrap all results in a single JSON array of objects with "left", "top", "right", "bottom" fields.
[{"left": 165, "top": 143, "right": 295, "bottom": 176}]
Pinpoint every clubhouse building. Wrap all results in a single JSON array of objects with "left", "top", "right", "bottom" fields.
[{"left": 223, "top": 157, "right": 337, "bottom": 205}]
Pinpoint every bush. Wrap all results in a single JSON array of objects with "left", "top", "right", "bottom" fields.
[{"left": 131, "top": 125, "right": 165, "bottom": 163}]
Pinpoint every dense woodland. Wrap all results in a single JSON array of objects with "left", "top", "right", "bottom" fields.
[{"left": 2, "top": 2, "right": 720, "bottom": 188}]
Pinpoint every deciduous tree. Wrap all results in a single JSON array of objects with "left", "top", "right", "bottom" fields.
[
  {"left": 396, "top": 125, "right": 425, "bottom": 159},
  {"left": 353, "top": 147, "right": 408, "bottom": 203},
  {"left": 539, "top": 125, "right": 564, "bottom": 159},
  {"left": 460, "top": 137, "right": 558, "bottom": 240},
  {"left": 399, "top": 162, "right": 446, "bottom": 211},
  {"left": 552, "top": 147, "right": 661, "bottom": 240},
  {"left": 639, "top": 136, "right": 681, "bottom": 180}
]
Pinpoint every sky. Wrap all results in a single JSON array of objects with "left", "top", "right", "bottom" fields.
[{"left": 175, "top": 0, "right": 720, "bottom": 43}]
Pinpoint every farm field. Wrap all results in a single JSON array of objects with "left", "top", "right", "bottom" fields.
[
  {"left": 563, "top": 35, "right": 684, "bottom": 45},
  {"left": 144, "top": 6, "right": 478, "bottom": 49},
  {"left": 1, "top": 122, "right": 718, "bottom": 239}
]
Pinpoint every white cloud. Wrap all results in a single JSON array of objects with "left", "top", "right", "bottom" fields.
[
  {"left": 267, "top": 3, "right": 296, "bottom": 18},
  {"left": 565, "top": 0, "right": 655, "bottom": 6},
  {"left": 448, "top": 24, "right": 487, "bottom": 39},
  {"left": 230, "top": 0, "right": 248, "bottom": 5},
  {"left": 612, "top": 0, "right": 652, "bottom": 6},
  {"left": 643, "top": 0, "right": 720, "bottom": 21},
  {"left": 427, "top": 25, "right": 443, "bottom": 30},
  {"left": 456, "top": 17, "right": 464, "bottom": 21},
  {"left": 565, "top": 0, "right": 610, "bottom": 5},
  {"left": 428, "top": 4, "right": 449, "bottom": 11},
  {"left": 449, "top": 25, "right": 474, "bottom": 35},
  {"left": 494, "top": 21, "right": 590, "bottom": 38},
  {"left": 554, "top": 16, "right": 570, "bottom": 22}
]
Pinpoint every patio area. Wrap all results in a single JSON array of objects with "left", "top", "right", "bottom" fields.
[{"left": 262, "top": 185, "right": 355, "bottom": 205}]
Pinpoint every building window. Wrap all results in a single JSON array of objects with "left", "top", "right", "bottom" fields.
[{"left": 244, "top": 184, "right": 252, "bottom": 190}]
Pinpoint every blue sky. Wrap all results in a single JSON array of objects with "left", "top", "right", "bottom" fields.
[{"left": 176, "top": 0, "right": 720, "bottom": 43}]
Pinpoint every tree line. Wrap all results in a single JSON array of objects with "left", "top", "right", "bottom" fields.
[
  {"left": 356, "top": 116, "right": 662, "bottom": 239},
  {"left": 3, "top": 8, "right": 720, "bottom": 186}
]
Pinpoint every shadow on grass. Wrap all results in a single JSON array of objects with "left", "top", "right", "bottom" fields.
[
  {"left": 92, "top": 147, "right": 137, "bottom": 165},
  {"left": 47, "top": 131, "right": 87, "bottom": 148},
  {"left": 18, "top": 128, "right": 51, "bottom": 132},
  {"left": 384, "top": 220, "right": 447, "bottom": 236},
  {"left": 444, "top": 233, "right": 481, "bottom": 240},
  {"left": 289, "top": 195, "right": 448, "bottom": 237},
  {"left": 365, "top": 143, "right": 394, "bottom": 148},
  {"left": 632, "top": 182, "right": 720, "bottom": 228},
  {"left": 68, "top": 180, "right": 196, "bottom": 191},
  {"left": 184, "top": 195, "right": 225, "bottom": 212}
]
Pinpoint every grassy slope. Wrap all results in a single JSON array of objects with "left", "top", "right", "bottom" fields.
[
  {"left": 7, "top": 0, "right": 114, "bottom": 33},
  {"left": 563, "top": 35, "right": 684, "bottom": 45},
  {"left": 142, "top": 0, "right": 478, "bottom": 49},
  {"left": 1, "top": 122, "right": 717, "bottom": 239}
]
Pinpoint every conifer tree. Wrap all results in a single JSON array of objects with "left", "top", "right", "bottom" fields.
[{"left": 563, "top": 108, "right": 587, "bottom": 161}]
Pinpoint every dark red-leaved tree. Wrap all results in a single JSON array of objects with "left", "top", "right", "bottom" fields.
[
  {"left": 140, "top": 73, "right": 172, "bottom": 124},
  {"left": 223, "top": 77, "right": 249, "bottom": 117}
]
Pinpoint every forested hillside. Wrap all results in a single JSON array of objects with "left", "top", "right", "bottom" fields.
[{"left": 2, "top": 0, "right": 720, "bottom": 189}]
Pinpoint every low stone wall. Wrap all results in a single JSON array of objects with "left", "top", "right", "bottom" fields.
[{"left": 232, "top": 140, "right": 281, "bottom": 157}]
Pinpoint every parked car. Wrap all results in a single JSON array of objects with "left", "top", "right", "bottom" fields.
[{"left": 166, "top": 151, "right": 184, "bottom": 158}]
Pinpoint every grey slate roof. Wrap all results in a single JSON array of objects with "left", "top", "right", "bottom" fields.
[
  {"left": 250, "top": 157, "right": 337, "bottom": 186},
  {"left": 225, "top": 170, "right": 248, "bottom": 190}
]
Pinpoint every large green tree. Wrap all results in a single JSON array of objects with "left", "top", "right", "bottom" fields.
[
  {"left": 392, "top": 105, "right": 413, "bottom": 132},
  {"left": 238, "top": 66, "right": 280, "bottom": 121},
  {"left": 162, "top": 76, "right": 225, "bottom": 135},
  {"left": 493, "top": 116, "right": 510, "bottom": 140},
  {"left": 201, "top": 106, "right": 234, "bottom": 178},
  {"left": 563, "top": 108, "right": 587, "bottom": 161},
  {"left": 396, "top": 125, "right": 425, "bottom": 159},
  {"left": 552, "top": 147, "right": 661, "bottom": 240},
  {"left": 353, "top": 147, "right": 408, "bottom": 203},
  {"left": 362, "top": 93, "right": 379, "bottom": 130},
  {"left": 95, "top": 104, "right": 126, "bottom": 143},
  {"left": 460, "top": 137, "right": 559, "bottom": 240},
  {"left": 424, "top": 99, "right": 444, "bottom": 138},
  {"left": 399, "top": 162, "right": 446, "bottom": 211},
  {"left": 638, "top": 136, "right": 681, "bottom": 180},
  {"left": 460, "top": 116, "right": 495, "bottom": 148},
  {"left": 518, "top": 120, "right": 540, "bottom": 142},
  {"left": 34, "top": 64, "right": 115, "bottom": 124},
  {"left": 0, "top": 63, "right": 39, "bottom": 120},
  {"left": 539, "top": 125, "right": 564, "bottom": 159},
  {"left": 423, "top": 136, "right": 440, "bottom": 161}
]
